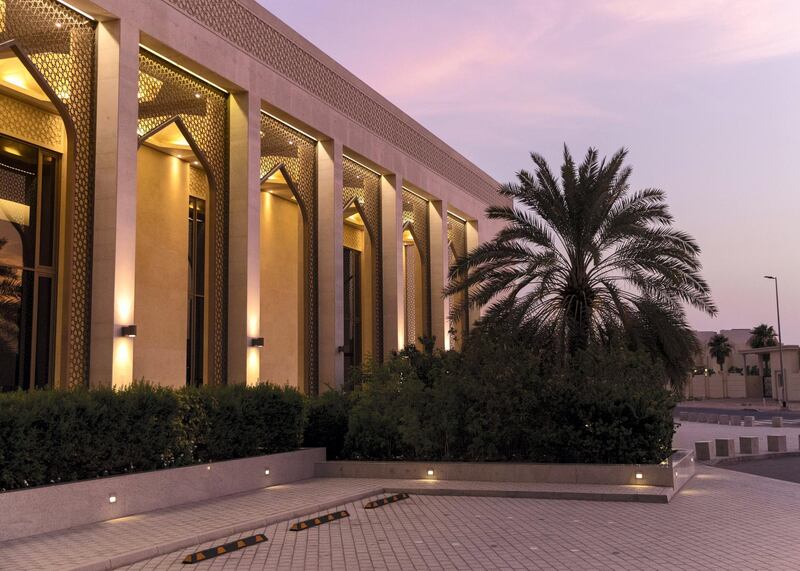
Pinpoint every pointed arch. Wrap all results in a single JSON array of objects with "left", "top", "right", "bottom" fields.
[
  {"left": 138, "top": 115, "right": 219, "bottom": 200},
  {"left": 261, "top": 163, "right": 310, "bottom": 224}
]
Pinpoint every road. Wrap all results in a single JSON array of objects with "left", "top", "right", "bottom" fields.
[{"left": 674, "top": 405, "right": 800, "bottom": 421}]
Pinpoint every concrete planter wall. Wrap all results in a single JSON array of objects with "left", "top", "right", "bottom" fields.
[
  {"left": 316, "top": 450, "right": 695, "bottom": 489},
  {"left": 0, "top": 448, "right": 325, "bottom": 542}
]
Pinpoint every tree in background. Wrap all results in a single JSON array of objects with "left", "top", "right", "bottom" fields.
[
  {"left": 708, "top": 333, "right": 733, "bottom": 397},
  {"left": 748, "top": 323, "right": 777, "bottom": 377},
  {"left": 445, "top": 145, "right": 716, "bottom": 388}
]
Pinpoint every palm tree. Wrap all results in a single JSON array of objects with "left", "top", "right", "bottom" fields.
[
  {"left": 708, "top": 333, "right": 732, "bottom": 397},
  {"left": 445, "top": 146, "right": 717, "bottom": 387},
  {"left": 748, "top": 323, "right": 777, "bottom": 378}
]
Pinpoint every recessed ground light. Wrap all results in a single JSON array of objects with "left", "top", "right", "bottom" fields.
[
  {"left": 109, "top": 493, "right": 117, "bottom": 504},
  {"left": 426, "top": 469, "right": 434, "bottom": 477}
]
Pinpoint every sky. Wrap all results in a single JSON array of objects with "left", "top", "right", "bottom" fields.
[{"left": 260, "top": 0, "right": 800, "bottom": 341}]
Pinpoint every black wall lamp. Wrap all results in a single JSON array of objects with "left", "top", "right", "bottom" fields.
[
  {"left": 251, "top": 337, "right": 265, "bottom": 348},
  {"left": 121, "top": 325, "right": 137, "bottom": 338}
]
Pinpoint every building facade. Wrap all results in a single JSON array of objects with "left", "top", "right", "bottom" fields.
[
  {"left": 688, "top": 329, "right": 800, "bottom": 403},
  {"left": 0, "top": 0, "right": 506, "bottom": 393}
]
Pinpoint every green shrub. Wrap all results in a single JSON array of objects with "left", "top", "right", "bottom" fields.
[
  {"left": 0, "top": 382, "right": 305, "bottom": 491},
  {"left": 304, "top": 389, "right": 351, "bottom": 460},
  {"left": 307, "top": 327, "right": 675, "bottom": 465}
]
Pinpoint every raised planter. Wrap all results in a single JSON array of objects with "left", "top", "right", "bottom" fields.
[
  {"left": 0, "top": 448, "right": 325, "bottom": 542},
  {"left": 316, "top": 450, "right": 695, "bottom": 489}
]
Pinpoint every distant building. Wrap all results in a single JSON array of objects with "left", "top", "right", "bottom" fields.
[{"left": 688, "top": 329, "right": 800, "bottom": 404}]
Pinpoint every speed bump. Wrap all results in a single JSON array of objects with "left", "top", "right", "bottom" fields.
[
  {"left": 289, "top": 510, "right": 349, "bottom": 531},
  {"left": 182, "top": 533, "right": 267, "bottom": 564},
  {"left": 364, "top": 493, "right": 410, "bottom": 509}
]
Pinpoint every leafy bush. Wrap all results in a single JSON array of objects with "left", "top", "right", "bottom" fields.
[
  {"left": 305, "top": 328, "right": 676, "bottom": 465},
  {"left": 0, "top": 382, "right": 305, "bottom": 491},
  {"left": 304, "top": 389, "right": 351, "bottom": 460}
]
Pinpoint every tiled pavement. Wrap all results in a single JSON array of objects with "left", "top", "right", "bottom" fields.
[
  {"left": 0, "top": 478, "right": 671, "bottom": 571},
  {"left": 4, "top": 417, "right": 800, "bottom": 570},
  {"left": 120, "top": 466, "right": 800, "bottom": 570}
]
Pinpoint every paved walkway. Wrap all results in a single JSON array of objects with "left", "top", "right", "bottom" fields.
[
  {"left": 120, "top": 466, "right": 800, "bottom": 570},
  {"left": 0, "top": 478, "right": 670, "bottom": 571}
]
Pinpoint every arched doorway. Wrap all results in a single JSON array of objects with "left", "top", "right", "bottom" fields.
[
  {"left": 0, "top": 1, "right": 97, "bottom": 388},
  {"left": 402, "top": 189, "right": 430, "bottom": 349},
  {"left": 342, "top": 157, "right": 382, "bottom": 373},
  {"left": 259, "top": 113, "right": 317, "bottom": 393},
  {"left": 260, "top": 164, "right": 306, "bottom": 390},
  {"left": 136, "top": 48, "right": 228, "bottom": 386},
  {"left": 134, "top": 118, "right": 216, "bottom": 387},
  {"left": 0, "top": 44, "right": 69, "bottom": 391}
]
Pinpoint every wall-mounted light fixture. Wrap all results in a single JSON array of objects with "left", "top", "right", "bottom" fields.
[
  {"left": 265, "top": 468, "right": 270, "bottom": 476},
  {"left": 426, "top": 469, "right": 435, "bottom": 477},
  {"left": 121, "top": 325, "right": 137, "bottom": 338},
  {"left": 635, "top": 472, "right": 644, "bottom": 481},
  {"left": 251, "top": 337, "right": 265, "bottom": 348},
  {"left": 108, "top": 493, "right": 117, "bottom": 504}
]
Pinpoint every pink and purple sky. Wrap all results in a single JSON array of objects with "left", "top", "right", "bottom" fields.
[{"left": 261, "top": 0, "right": 800, "bottom": 341}]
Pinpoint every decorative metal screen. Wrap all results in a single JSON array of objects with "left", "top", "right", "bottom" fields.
[
  {"left": 447, "top": 213, "right": 468, "bottom": 345},
  {"left": 402, "top": 189, "right": 430, "bottom": 340},
  {"left": 259, "top": 113, "right": 318, "bottom": 394},
  {"left": 343, "top": 158, "right": 382, "bottom": 361},
  {"left": 138, "top": 49, "right": 229, "bottom": 385},
  {"left": 0, "top": 0, "right": 97, "bottom": 387}
]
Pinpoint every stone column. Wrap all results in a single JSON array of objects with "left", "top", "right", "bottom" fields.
[
  {"left": 317, "top": 140, "right": 344, "bottom": 390},
  {"left": 227, "top": 92, "right": 261, "bottom": 385},
  {"left": 380, "top": 174, "right": 404, "bottom": 355},
  {"left": 428, "top": 199, "right": 449, "bottom": 350},
  {"left": 89, "top": 19, "right": 139, "bottom": 388}
]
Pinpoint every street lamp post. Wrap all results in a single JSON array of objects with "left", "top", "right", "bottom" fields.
[{"left": 764, "top": 275, "right": 787, "bottom": 407}]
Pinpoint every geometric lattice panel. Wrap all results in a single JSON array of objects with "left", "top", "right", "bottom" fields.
[
  {"left": 402, "top": 188, "right": 430, "bottom": 339},
  {"left": 447, "top": 213, "right": 468, "bottom": 345},
  {"left": 164, "top": 0, "right": 499, "bottom": 206},
  {"left": 138, "top": 49, "right": 229, "bottom": 385},
  {"left": 0, "top": 0, "right": 97, "bottom": 388},
  {"left": 343, "top": 157, "right": 382, "bottom": 361},
  {"left": 259, "top": 113, "right": 318, "bottom": 394}
]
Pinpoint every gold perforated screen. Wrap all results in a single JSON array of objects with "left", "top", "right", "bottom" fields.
[
  {"left": 343, "top": 158, "right": 382, "bottom": 361},
  {"left": 447, "top": 213, "right": 468, "bottom": 344},
  {"left": 259, "top": 113, "right": 318, "bottom": 394},
  {"left": 0, "top": 0, "right": 97, "bottom": 387},
  {"left": 402, "top": 189, "right": 430, "bottom": 339},
  {"left": 138, "top": 49, "right": 229, "bottom": 385}
]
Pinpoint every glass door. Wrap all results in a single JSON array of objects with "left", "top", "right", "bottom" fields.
[{"left": 0, "top": 135, "right": 59, "bottom": 391}]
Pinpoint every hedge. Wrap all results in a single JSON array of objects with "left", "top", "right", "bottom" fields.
[
  {"left": 305, "top": 331, "right": 676, "bottom": 465},
  {"left": 0, "top": 382, "right": 305, "bottom": 491}
]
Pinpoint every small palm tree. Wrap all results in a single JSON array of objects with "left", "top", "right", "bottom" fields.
[
  {"left": 749, "top": 324, "right": 777, "bottom": 349},
  {"left": 445, "top": 146, "right": 716, "bottom": 387},
  {"left": 748, "top": 323, "right": 777, "bottom": 378},
  {"left": 708, "top": 334, "right": 732, "bottom": 372},
  {"left": 708, "top": 333, "right": 733, "bottom": 397}
]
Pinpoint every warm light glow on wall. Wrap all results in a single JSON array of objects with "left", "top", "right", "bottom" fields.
[
  {"left": 117, "top": 295, "right": 133, "bottom": 324},
  {"left": 248, "top": 315, "right": 259, "bottom": 338},
  {"left": 113, "top": 337, "right": 133, "bottom": 388},
  {"left": 247, "top": 347, "right": 260, "bottom": 385}
]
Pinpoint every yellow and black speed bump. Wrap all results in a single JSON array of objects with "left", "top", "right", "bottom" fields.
[
  {"left": 364, "top": 493, "right": 410, "bottom": 509},
  {"left": 289, "top": 510, "right": 349, "bottom": 531},
  {"left": 182, "top": 533, "right": 267, "bottom": 564}
]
